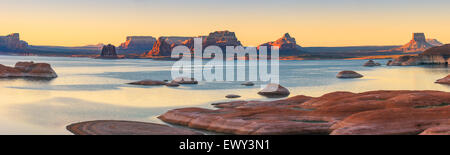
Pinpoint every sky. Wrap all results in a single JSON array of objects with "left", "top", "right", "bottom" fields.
[{"left": 0, "top": 0, "right": 449, "bottom": 47}]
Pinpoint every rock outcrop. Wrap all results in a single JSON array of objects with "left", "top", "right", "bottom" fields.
[
  {"left": 257, "top": 83, "right": 290, "bottom": 98},
  {"left": 388, "top": 44, "right": 450, "bottom": 66},
  {"left": 127, "top": 80, "right": 167, "bottom": 86},
  {"left": 390, "top": 33, "right": 437, "bottom": 53},
  {"left": 336, "top": 71, "right": 363, "bottom": 78},
  {"left": 146, "top": 37, "right": 192, "bottom": 57},
  {"left": 436, "top": 75, "right": 450, "bottom": 85},
  {"left": 67, "top": 120, "right": 202, "bottom": 135},
  {"left": 98, "top": 44, "right": 119, "bottom": 59},
  {"left": 0, "top": 61, "right": 57, "bottom": 78},
  {"left": 427, "top": 39, "right": 444, "bottom": 46},
  {"left": 158, "top": 90, "right": 450, "bottom": 135},
  {"left": 363, "top": 60, "right": 381, "bottom": 67},
  {"left": 172, "top": 77, "right": 198, "bottom": 84},
  {"left": 118, "top": 36, "right": 156, "bottom": 54},
  {"left": 258, "top": 33, "right": 303, "bottom": 56},
  {"left": 0, "top": 33, "right": 28, "bottom": 51}
]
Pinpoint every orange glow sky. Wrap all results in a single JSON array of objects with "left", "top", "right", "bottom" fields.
[{"left": 0, "top": 0, "right": 449, "bottom": 47}]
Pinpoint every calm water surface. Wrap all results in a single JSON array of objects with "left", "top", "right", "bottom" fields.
[{"left": 0, "top": 55, "right": 449, "bottom": 134}]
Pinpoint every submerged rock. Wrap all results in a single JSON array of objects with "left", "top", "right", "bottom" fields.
[
  {"left": 436, "top": 75, "right": 450, "bottom": 85},
  {"left": 158, "top": 90, "right": 450, "bottom": 135},
  {"left": 127, "top": 80, "right": 167, "bottom": 86},
  {"left": 363, "top": 60, "right": 381, "bottom": 67},
  {"left": 66, "top": 120, "right": 202, "bottom": 135},
  {"left": 336, "top": 71, "right": 363, "bottom": 79},
  {"left": 226, "top": 94, "right": 241, "bottom": 99},
  {"left": 172, "top": 77, "right": 198, "bottom": 84},
  {"left": 0, "top": 61, "right": 57, "bottom": 78},
  {"left": 257, "top": 83, "right": 290, "bottom": 98},
  {"left": 241, "top": 82, "right": 255, "bottom": 86}
]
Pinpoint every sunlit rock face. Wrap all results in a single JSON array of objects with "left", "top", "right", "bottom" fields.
[
  {"left": 0, "top": 61, "right": 57, "bottom": 78},
  {"left": 0, "top": 33, "right": 28, "bottom": 50},
  {"left": 427, "top": 39, "right": 444, "bottom": 46},
  {"left": 98, "top": 44, "right": 119, "bottom": 59},
  {"left": 118, "top": 36, "right": 156, "bottom": 54},
  {"left": 146, "top": 31, "right": 243, "bottom": 57},
  {"left": 391, "top": 33, "right": 439, "bottom": 53},
  {"left": 146, "top": 37, "right": 192, "bottom": 57},
  {"left": 258, "top": 33, "right": 303, "bottom": 56}
]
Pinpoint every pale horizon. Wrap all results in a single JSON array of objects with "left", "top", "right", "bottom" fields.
[{"left": 1, "top": 0, "right": 449, "bottom": 47}]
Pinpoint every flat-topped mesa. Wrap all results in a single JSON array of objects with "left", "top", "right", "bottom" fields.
[
  {"left": 98, "top": 44, "right": 119, "bottom": 59},
  {"left": 118, "top": 36, "right": 156, "bottom": 54},
  {"left": 392, "top": 33, "right": 437, "bottom": 53},
  {"left": 203, "top": 31, "right": 242, "bottom": 49},
  {"left": 0, "top": 33, "right": 28, "bottom": 50},
  {"left": 258, "top": 33, "right": 304, "bottom": 56}
]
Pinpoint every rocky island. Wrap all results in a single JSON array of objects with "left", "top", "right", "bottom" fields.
[
  {"left": 97, "top": 44, "right": 120, "bottom": 59},
  {"left": 388, "top": 44, "right": 450, "bottom": 66},
  {"left": 0, "top": 61, "right": 57, "bottom": 78}
]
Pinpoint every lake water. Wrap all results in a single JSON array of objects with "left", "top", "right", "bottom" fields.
[{"left": 0, "top": 55, "right": 449, "bottom": 134}]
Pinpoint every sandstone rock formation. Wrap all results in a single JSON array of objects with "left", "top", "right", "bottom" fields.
[
  {"left": 67, "top": 120, "right": 202, "bottom": 135},
  {"left": 146, "top": 37, "right": 192, "bottom": 57},
  {"left": 202, "top": 31, "right": 242, "bottom": 50},
  {"left": 166, "top": 81, "right": 180, "bottom": 87},
  {"left": 258, "top": 33, "right": 303, "bottom": 56},
  {"left": 158, "top": 90, "right": 450, "bottom": 135},
  {"left": 226, "top": 94, "right": 241, "bottom": 99},
  {"left": 427, "top": 38, "right": 444, "bottom": 46},
  {"left": 241, "top": 82, "right": 255, "bottom": 86},
  {"left": 336, "top": 71, "right": 363, "bottom": 78},
  {"left": 388, "top": 44, "right": 450, "bottom": 66},
  {"left": 436, "top": 75, "right": 450, "bottom": 85},
  {"left": 257, "top": 83, "right": 290, "bottom": 98},
  {"left": 98, "top": 44, "right": 119, "bottom": 59},
  {"left": 363, "top": 60, "right": 381, "bottom": 67},
  {"left": 172, "top": 77, "right": 198, "bottom": 84},
  {"left": 127, "top": 80, "right": 167, "bottom": 86},
  {"left": 0, "top": 33, "right": 28, "bottom": 51},
  {"left": 118, "top": 36, "right": 156, "bottom": 54},
  {"left": 390, "top": 33, "right": 437, "bottom": 53},
  {"left": 0, "top": 61, "right": 57, "bottom": 78}
]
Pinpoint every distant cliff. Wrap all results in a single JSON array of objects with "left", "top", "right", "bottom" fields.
[
  {"left": 145, "top": 31, "right": 243, "bottom": 58},
  {"left": 258, "top": 33, "right": 304, "bottom": 56},
  {"left": 118, "top": 36, "right": 156, "bottom": 54},
  {"left": 0, "top": 33, "right": 28, "bottom": 51},
  {"left": 388, "top": 44, "right": 450, "bottom": 66},
  {"left": 385, "top": 33, "right": 441, "bottom": 53}
]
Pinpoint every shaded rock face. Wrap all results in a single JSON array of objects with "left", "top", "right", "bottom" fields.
[
  {"left": 67, "top": 120, "right": 202, "bottom": 135},
  {"left": 258, "top": 33, "right": 303, "bottom": 56},
  {"left": 158, "top": 90, "right": 450, "bottom": 135},
  {"left": 392, "top": 33, "right": 436, "bottom": 53},
  {"left": 436, "top": 75, "right": 450, "bottom": 85},
  {"left": 336, "top": 71, "right": 363, "bottom": 78},
  {"left": 388, "top": 44, "right": 450, "bottom": 66},
  {"left": 0, "top": 33, "right": 28, "bottom": 50},
  {"left": 118, "top": 36, "right": 156, "bottom": 54},
  {"left": 99, "top": 44, "right": 119, "bottom": 59},
  {"left": 427, "top": 39, "right": 444, "bottom": 46},
  {"left": 257, "top": 84, "right": 290, "bottom": 98},
  {"left": 0, "top": 61, "right": 57, "bottom": 78},
  {"left": 363, "top": 60, "right": 381, "bottom": 67}
]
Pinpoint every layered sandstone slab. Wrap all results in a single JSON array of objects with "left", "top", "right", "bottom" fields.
[
  {"left": 388, "top": 44, "right": 450, "bottom": 66},
  {"left": 67, "top": 120, "right": 202, "bottom": 135},
  {"left": 158, "top": 90, "right": 450, "bottom": 135},
  {"left": 0, "top": 61, "right": 57, "bottom": 78},
  {"left": 436, "top": 75, "right": 450, "bottom": 85}
]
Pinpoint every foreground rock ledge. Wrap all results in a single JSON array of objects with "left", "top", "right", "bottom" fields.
[
  {"left": 0, "top": 61, "right": 57, "bottom": 78},
  {"left": 158, "top": 90, "right": 450, "bottom": 135},
  {"left": 67, "top": 120, "right": 202, "bottom": 135}
]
